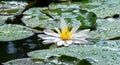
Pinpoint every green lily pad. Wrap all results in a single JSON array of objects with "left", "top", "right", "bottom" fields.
[
  {"left": 3, "top": 57, "right": 91, "bottom": 65},
  {"left": 79, "top": 0, "right": 120, "bottom": 18},
  {"left": 0, "top": 16, "right": 10, "bottom": 25},
  {"left": 22, "top": 8, "right": 57, "bottom": 29},
  {"left": 90, "top": 4, "right": 120, "bottom": 18},
  {"left": 4, "top": 40, "right": 120, "bottom": 65},
  {"left": 0, "top": 1, "right": 27, "bottom": 15},
  {"left": 22, "top": 8, "right": 97, "bottom": 30},
  {"left": 96, "top": 40, "right": 120, "bottom": 49},
  {"left": 0, "top": 24, "right": 34, "bottom": 41},
  {"left": 28, "top": 45, "right": 120, "bottom": 65},
  {"left": 42, "top": 8, "right": 97, "bottom": 29},
  {"left": 49, "top": 0, "right": 120, "bottom": 18},
  {"left": 48, "top": 2, "right": 80, "bottom": 9},
  {"left": 89, "top": 19, "right": 120, "bottom": 40},
  {"left": 3, "top": 58, "right": 44, "bottom": 65}
]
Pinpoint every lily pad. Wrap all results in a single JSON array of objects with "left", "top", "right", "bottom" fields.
[
  {"left": 3, "top": 57, "right": 91, "bottom": 65},
  {"left": 42, "top": 8, "right": 97, "bottom": 29},
  {"left": 22, "top": 8, "right": 57, "bottom": 29},
  {"left": 89, "top": 19, "right": 120, "bottom": 40},
  {"left": 0, "top": 24, "right": 34, "bottom": 41},
  {"left": 22, "top": 8, "right": 97, "bottom": 30},
  {"left": 49, "top": 0, "right": 120, "bottom": 18},
  {"left": 96, "top": 40, "right": 120, "bottom": 49},
  {"left": 3, "top": 58, "right": 44, "bottom": 65},
  {"left": 90, "top": 4, "right": 120, "bottom": 18},
  {"left": 28, "top": 45, "right": 120, "bottom": 65},
  {"left": 78, "top": 0, "right": 120, "bottom": 18},
  {"left": 0, "top": 1, "right": 27, "bottom": 15}
]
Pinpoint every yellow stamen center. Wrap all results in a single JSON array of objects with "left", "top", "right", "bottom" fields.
[{"left": 60, "top": 27, "right": 72, "bottom": 41}]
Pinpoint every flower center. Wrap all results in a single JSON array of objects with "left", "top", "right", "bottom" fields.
[{"left": 60, "top": 27, "right": 72, "bottom": 41}]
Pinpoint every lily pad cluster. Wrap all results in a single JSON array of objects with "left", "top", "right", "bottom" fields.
[
  {"left": 22, "top": 7, "right": 97, "bottom": 29},
  {"left": 1, "top": 0, "right": 120, "bottom": 65},
  {"left": 0, "top": 1, "right": 97, "bottom": 41},
  {"left": 49, "top": 0, "right": 120, "bottom": 18}
]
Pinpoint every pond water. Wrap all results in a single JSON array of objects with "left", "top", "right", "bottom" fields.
[{"left": 0, "top": 34, "right": 50, "bottom": 64}]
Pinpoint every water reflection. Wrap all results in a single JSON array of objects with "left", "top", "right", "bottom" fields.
[{"left": 0, "top": 34, "right": 50, "bottom": 64}]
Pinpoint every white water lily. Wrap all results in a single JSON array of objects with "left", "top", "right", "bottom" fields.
[{"left": 38, "top": 18, "right": 90, "bottom": 46}]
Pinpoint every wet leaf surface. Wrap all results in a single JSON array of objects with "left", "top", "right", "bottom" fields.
[
  {"left": 90, "top": 19, "right": 120, "bottom": 39},
  {"left": 0, "top": 1, "right": 27, "bottom": 15},
  {"left": 22, "top": 7, "right": 97, "bottom": 30},
  {"left": 3, "top": 57, "right": 81, "bottom": 65},
  {"left": 0, "top": 24, "right": 34, "bottom": 41},
  {"left": 49, "top": 0, "right": 120, "bottom": 18},
  {"left": 1, "top": 0, "right": 120, "bottom": 65},
  {"left": 28, "top": 45, "right": 120, "bottom": 65}
]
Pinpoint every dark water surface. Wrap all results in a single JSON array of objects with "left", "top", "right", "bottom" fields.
[{"left": 0, "top": 34, "right": 50, "bottom": 64}]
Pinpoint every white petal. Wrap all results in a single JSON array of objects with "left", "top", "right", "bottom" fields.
[
  {"left": 43, "top": 40, "right": 54, "bottom": 44},
  {"left": 60, "top": 18, "right": 68, "bottom": 32},
  {"left": 66, "top": 40, "right": 73, "bottom": 45},
  {"left": 53, "top": 38, "right": 61, "bottom": 42},
  {"left": 38, "top": 34, "right": 58, "bottom": 40},
  {"left": 63, "top": 40, "right": 73, "bottom": 46},
  {"left": 55, "top": 27, "right": 61, "bottom": 34},
  {"left": 57, "top": 40, "right": 64, "bottom": 46},
  {"left": 43, "top": 38, "right": 61, "bottom": 44},
  {"left": 38, "top": 34, "right": 49, "bottom": 38},
  {"left": 71, "top": 25, "right": 79, "bottom": 34},
  {"left": 73, "top": 29, "right": 90, "bottom": 38},
  {"left": 72, "top": 38, "right": 88, "bottom": 44},
  {"left": 44, "top": 29, "right": 60, "bottom": 37},
  {"left": 63, "top": 42, "right": 69, "bottom": 46}
]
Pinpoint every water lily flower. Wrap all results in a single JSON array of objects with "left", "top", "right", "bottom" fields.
[{"left": 38, "top": 18, "right": 90, "bottom": 46}]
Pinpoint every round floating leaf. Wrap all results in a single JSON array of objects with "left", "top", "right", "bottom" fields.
[
  {"left": 49, "top": 0, "right": 120, "bottom": 18},
  {"left": 0, "top": 1, "right": 27, "bottom": 15},
  {"left": 3, "top": 57, "right": 91, "bottom": 65},
  {"left": 22, "top": 8, "right": 58, "bottom": 29},
  {"left": 42, "top": 8, "right": 97, "bottom": 29},
  {"left": 3, "top": 58, "right": 45, "bottom": 65},
  {"left": 90, "top": 4, "right": 120, "bottom": 18},
  {"left": 89, "top": 19, "right": 120, "bottom": 40},
  {"left": 28, "top": 45, "right": 120, "bottom": 65},
  {"left": 80, "top": 0, "right": 120, "bottom": 18},
  {"left": 49, "top": 2, "right": 80, "bottom": 9},
  {"left": 22, "top": 8, "right": 97, "bottom": 30},
  {"left": 0, "top": 24, "right": 34, "bottom": 41}
]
